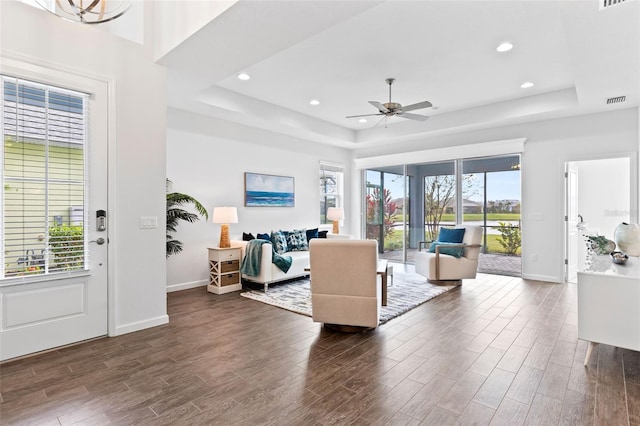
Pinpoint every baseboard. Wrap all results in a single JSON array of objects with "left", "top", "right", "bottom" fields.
[
  {"left": 521, "top": 273, "right": 563, "bottom": 284},
  {"left": 112, "top": 315, "right": 169, "bottom": 336},
  {"left": 166, "top": 280, "right": 208, "bottom": 293}
]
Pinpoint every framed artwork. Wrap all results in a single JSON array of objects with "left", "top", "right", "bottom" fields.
[{"left": 245, "top": 172, "right": 295, "bottom": 207}]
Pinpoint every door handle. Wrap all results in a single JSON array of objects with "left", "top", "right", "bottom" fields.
[{"left": 90, "top": 238, "right": 106, "bottom": 245}]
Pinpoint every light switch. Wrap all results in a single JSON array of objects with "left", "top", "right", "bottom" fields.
[{"left": 139, "top": 216, "right": 158, "bottom": 229}]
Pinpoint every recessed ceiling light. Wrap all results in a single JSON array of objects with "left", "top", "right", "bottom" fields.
[
  {"left": 237, "top": 73, "right": 251, "bottom": 81},
  {"left": 309, "top": 99, "right": 320, "bottom": 106},
  {"left": 520, "top": 81, "right": 534, "bottom": 88},
  {"left": 358, "top": 118, "right": 367, "bottom": 123},
  {"left": 496, "top": 42, "right": 514, "bottom": 52}
]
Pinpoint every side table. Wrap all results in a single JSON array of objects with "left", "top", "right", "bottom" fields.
[{"left": 207, "top": 247, "right": 242, "bottom": 294}]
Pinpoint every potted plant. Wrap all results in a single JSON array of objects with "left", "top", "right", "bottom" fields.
[
  {"left": 166, "top": 179, "right": 208, "bottom": 257},
  {"left": 586, "top": 234, "right": 616, "bottom": 255}
]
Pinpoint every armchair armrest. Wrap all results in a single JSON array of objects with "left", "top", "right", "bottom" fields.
[
  {"left": 418, "top": 241, "right": 434, "bottom": 252},
  {"left": 433, "top": 243, "right": 482, "bottom": 280}
]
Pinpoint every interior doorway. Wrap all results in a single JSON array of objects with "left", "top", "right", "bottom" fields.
[{"left": 565, "top": 157, "right": 632, "bottom": 283}]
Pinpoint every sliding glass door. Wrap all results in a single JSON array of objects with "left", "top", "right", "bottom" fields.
[
  {"left": 462, "top": 156, "right": 521, "bottom": 275},
  {"left": 365, "top": 166, "right": 408, "bottom": 261},
  {"left": 363, "top": 154, "right": 521, "bottom": 276}
]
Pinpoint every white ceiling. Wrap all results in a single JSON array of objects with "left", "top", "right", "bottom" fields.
[{"left": 160, "top": 0, "right": 639, "bottom": 149}]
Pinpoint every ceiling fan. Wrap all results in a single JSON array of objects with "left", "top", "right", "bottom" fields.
[{"left": 346, "top": 78, "right": 432, "bottom": 122}]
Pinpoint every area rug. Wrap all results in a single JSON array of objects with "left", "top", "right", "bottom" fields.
[{"left": 240, "top": 272, "right": 457, "bottom": 324}]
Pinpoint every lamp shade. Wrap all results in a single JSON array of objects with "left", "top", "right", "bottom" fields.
[
  {"left": 212, "top": 207, "right": 238, "bottom": 224},
  {"left": 326, "top": 207, "right": 344, "bottom": 221}
]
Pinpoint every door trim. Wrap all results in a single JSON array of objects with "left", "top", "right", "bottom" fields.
[{"left": 1, "top": 53, "right": 116, "bottom": 350}]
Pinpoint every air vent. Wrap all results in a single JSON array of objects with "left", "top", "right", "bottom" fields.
[
  {"left": 606, "top": 96, "right": 626, "bottom": 104},
  {"left": 600, "top": 0, "right": 627, "bottom": 10}
]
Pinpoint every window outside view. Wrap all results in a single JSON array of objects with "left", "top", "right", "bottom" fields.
[
  {"left": 365, "top": 155, "right": 521, "bottom": 276},
  {"left": 320, "top": 165, "right": 343, "bottom": 225},
  {"left": 2, "top": 77, "right": 87, "bottom": 279}
]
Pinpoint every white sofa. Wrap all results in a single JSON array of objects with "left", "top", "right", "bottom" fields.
[{"left": 231, "top": 240, "right": 310, "bottom": 292}]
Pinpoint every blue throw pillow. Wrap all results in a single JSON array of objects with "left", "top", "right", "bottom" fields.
[
  {"left": 242, "top": 232, "right": 255, "bottom": 241},
  {"left": 437, "top": 227, "right": 465, "bottom": 243},
  {"left": 286, "top": 229, "right": 309, "bottom": 251},
  {"left": 428, "top": 241, "right": 465, "bottom": 258},
  {"left": 306, "top": 228, "right": 319, "bottom": 241},
  {"left": 270, "top": 230, "right": 288, "bottom": 254},
  {"left": 256, "top": 232, "right": 271, "bottom": 241}
]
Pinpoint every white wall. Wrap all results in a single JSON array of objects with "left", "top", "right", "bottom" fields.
[
  {"left": 1, "top": 1, "right": 169, "bottom": 334},
  {"left": 577, "top": 158, "right": 631, "bottom": 238},
  {"left": 166, "top": 108, "right": 351, "bottom": 291},
  {"left": 353, "top": 108, "right": 639, "bottom": 283},
  {"left": 152, "top": 0, "right": 237, "bottom": 62}
]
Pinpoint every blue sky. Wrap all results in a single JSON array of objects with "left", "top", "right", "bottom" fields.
[{"left": 480, "top": 171, "right": 521, "bottom": 201}]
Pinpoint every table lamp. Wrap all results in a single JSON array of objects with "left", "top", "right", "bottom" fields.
[
  {"left": 326, "top": 207, "right": 344, "bottom": 234},
  {"left": 212, "top": 206, "right": 238, "bottom": 248}
]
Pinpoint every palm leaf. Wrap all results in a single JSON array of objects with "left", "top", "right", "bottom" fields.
[
  {"left": 166, "top": 192, "right": 208, "bottom": 220},
  {"left": 166, "top": 179, "right": 209, "bottom": 257}
]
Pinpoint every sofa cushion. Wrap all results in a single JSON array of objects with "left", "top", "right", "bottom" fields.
[
  {"left": 257, "top": 232, "right": 271, "bottom": 241},
  {"left": 318, "top": 230, "right": 329, "bottom": 238},
  {"left": 271, "top": 230, "right": 288, "bottom": 254},
  {"left": 286, "top": 229, "right": 309, "bottom": 251}
]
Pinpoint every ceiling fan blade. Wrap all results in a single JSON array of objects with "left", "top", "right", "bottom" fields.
[
  {"left": 400, "top": 100, "right": 433, "bottom": 112},
  {"left": 368, "top": 101, "right": 390, "bottom": 113},
  {"left": 396, "top": 112, "right": 429, "bottom": 121},
  {"left": 345, "top": 113, "right": 384, "bottom": 119}
]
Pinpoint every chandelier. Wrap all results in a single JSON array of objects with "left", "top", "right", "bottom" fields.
[{"left": 36, "top": 0, "right": 134, "bottom": 24}]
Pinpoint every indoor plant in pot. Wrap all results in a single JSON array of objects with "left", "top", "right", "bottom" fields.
[{"left": 586, "top": 234, "right": 616, "bottom": 255}]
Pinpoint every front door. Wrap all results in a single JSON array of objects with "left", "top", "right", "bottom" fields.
[{"left": 0, "top": 65, "right": 109, "bottom": 361}]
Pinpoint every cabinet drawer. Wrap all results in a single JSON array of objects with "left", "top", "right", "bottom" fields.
[
  {"left": 220, "top": 260, "right": 239, "bottom": 273},
  {"left": 209, "top": 248, "right": 240, "bottom": 262},
  {"left": 220, "top": 272, "right": 240, "bottom": 286}
]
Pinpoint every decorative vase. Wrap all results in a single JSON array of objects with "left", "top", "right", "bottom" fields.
[{"left": 614, "top": 222, "right": 640, "bottom": 257}]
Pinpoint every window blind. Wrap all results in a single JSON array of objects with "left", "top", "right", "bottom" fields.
[{"left": 2, "top": 76, "right": 88, "bottom": 279}]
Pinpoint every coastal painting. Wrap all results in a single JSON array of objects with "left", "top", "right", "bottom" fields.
[{"left": 245, "top": 172, "right": 295, "bottom": 207}]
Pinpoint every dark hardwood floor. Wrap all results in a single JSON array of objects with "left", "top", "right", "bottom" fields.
[{"left": 1, "top": 266, "right": 639, "bottom": 425}]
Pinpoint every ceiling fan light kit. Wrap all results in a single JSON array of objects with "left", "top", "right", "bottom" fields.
[{"left": 346, "top": 78, "right": 432, "bottom": 123}]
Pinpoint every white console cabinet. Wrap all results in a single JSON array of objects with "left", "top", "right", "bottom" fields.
[{"left": 577, "top": 255, "right": 640, "bottom": 365}]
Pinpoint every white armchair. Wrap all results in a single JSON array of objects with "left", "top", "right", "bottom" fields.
[
  {"left": 415, "top": 226, "right": 483, "bottom": 284},
  {"left": 309, "top": 239, "right": 380, "bottom": 330}
]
